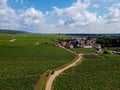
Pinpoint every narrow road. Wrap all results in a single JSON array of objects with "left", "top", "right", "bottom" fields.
[{"left": 45, "top": 54, "right": 82, "bottom": 90}]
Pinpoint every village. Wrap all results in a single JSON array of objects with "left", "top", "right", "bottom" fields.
[{"left": 55, "top": 37, "right": 102, "bottom": 53}]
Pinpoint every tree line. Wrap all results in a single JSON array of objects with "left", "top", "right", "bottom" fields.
[{"left": 96, "top": 37, "right": 120, "bottom": 48}]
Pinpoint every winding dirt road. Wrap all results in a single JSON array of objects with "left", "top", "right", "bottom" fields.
[{"left": 45, "top": 54, "right": 82, "bottom": 90}]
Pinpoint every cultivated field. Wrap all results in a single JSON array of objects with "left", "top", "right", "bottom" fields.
[
  {"left": 0, "top": 34, "right": 75, "bottom": 90},
  {"left": 73, "top": 48, "right": 95, "bottom": 53},
  {"left": 53, "top": 54, "right": 120, "bottom": 90}
]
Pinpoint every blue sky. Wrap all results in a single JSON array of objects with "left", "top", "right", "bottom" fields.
[
  {"left": 0, "top": 0, "right": 120, "bottom": 33},
  {"left": 8, "top": 0, "right": 76, "bottom": 12}
]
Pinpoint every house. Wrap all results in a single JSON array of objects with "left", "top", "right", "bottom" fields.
[
  {"left": 56, "top": 37, "right": 101, "bottom": 50},
  {"left": 112, "top": 49, "right": 120, "bottom": 55},
  {"left": 61, "top": 41, "right": 67, "bottom": 47},
  {"left": 83, "top": 45, "right": 93, "bottom": 48},
  {"left": 94, "top": 44, "right": 103, "bottom": 53},
  {"left": 69, "top": 44, "right": 74, "bottom": 49},
  {"left": 94, "top": 44, "right": 101, "bottom": 50}
]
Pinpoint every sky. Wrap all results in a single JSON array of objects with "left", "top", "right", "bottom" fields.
[{"left": 0, "top": 0, "right": 120, "bottom": 33}]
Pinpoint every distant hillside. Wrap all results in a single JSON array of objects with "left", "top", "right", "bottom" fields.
[{"left": 0, "top": 29, "right": 29, "bottom": 34}]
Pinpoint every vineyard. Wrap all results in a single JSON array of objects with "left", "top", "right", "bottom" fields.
[
  {"left": 53, "top": 54, "right": 120, "bottom": 90},
  {"left": 0, "top": 34, "right": 75, "bottom": 90}
]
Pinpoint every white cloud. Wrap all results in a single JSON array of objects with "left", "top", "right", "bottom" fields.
[
  {"left": 0, "top": 0, "right": 120, "bottom": 33},
  {"left": 58, "top": 20, "right": 65, "bottom": 25},
  {"left": 50, "top": 0, "right": 120, "bottom": 33},
  {"left": 93, "top": 4, "right": 99, "bottom": 8},
  {"left": 53, "top": 0, "right": 88, "bottom": 16},
  {"left": 0, "top": 0, "right": 19, "bottom": 29},
  {"left": 19, "top": 7, "right": 45, "bottom": 26},
  {"left": 105, "top": 5, "right": 120, "bottom": 24},
  {"left": 113, "top": 3, "right": 120, "bottom": 8},
  {"left": 0, "top": 0, "right": 7, "bottom": 6},
  {"left": 53, "top": 0, "right": 100, "bottom": 28},
  {"left": 0, "top": 0, "right": 45, "bottom": 30},
  {"left": 16, "top": 0, "right": 24, "bottom": 4},
  {"left": 109, "top": 7, "right": 120, "bottom": 18}
]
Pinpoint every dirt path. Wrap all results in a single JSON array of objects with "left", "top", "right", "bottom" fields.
[{"left": 45, "top": 54, "right": 82, "bottom": 90}]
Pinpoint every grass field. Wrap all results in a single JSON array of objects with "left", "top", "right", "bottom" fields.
[
  {"left": 0, "top": 34, "right": 75, "bottom": 90},
  {"left": 73, "top": 48, "right": 95, "bottom": 53},
  {"left": 53, "top": 54, "right": 120, "bottom": 90}
]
